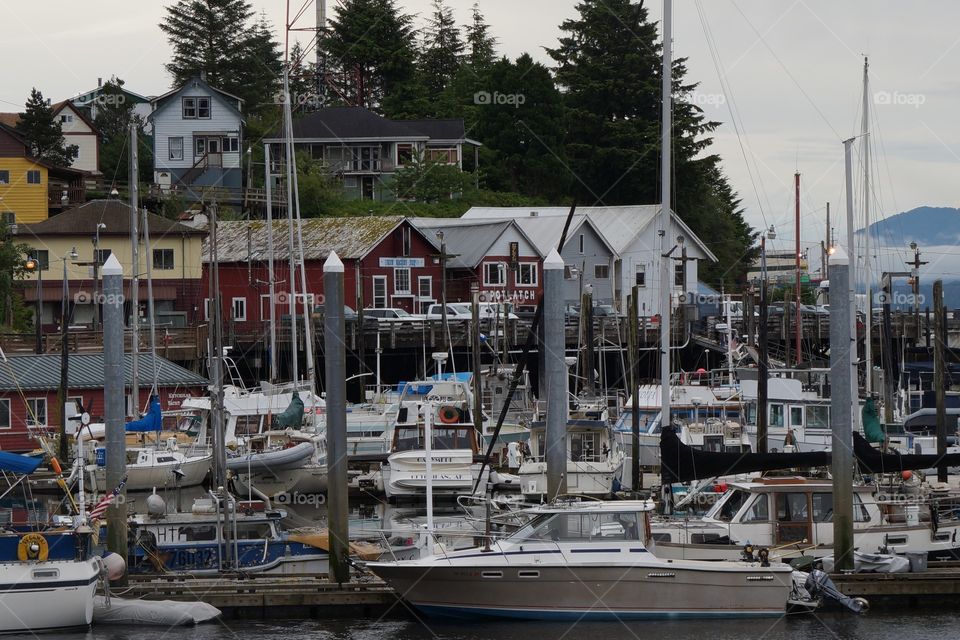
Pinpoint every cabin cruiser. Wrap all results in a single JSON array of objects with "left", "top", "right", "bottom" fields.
[
  {"left": 0, "top": 452, "right": 102, "bottom": 633},
  {"left": 650, "top": 476, "right": 960, "bottom": 562},
  {"left": 366, "top": 500, "right": 796, "bottom": 620},
  {"left": 518, "top": 400, "right": 624, "bottom": 499}
]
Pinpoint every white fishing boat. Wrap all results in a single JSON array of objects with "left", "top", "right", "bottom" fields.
[
  {"left": 366, "top": 500, "right": 795, "bottom": 620},
  {"left": 650, "top": 476, "right": 960, "bottom": 562},
  {"left": 88, "top": 443, "right": 211, "bottom": 492}
]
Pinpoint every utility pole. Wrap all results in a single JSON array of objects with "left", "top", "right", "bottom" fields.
[
  {"left": 907, "top": 243, "right": 927, "bottom": 344},
  {"left": 934, "top": 280, "right": 947, "bottom": 483},
  {"left": 129, "top": 122, "right": 140, "bottom": 417},
  {"left": 57, "top": 251, "right": 72, "bottom": 462}
]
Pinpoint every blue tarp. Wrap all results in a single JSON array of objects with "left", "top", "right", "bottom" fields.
[
  {"left": 125, "top": 396, "right": 162, "bottom": 432},
  {"left": 0, "top": 451, "right": 43, "bottom": 475}
]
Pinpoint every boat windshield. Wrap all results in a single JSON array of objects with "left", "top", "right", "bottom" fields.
[
  {"left": 512, "top": 511, "right": 641, "bottom": 542},
  {"left": 705, "top": 488, "right": 750, "bottom": 522},
  {"left": 394, "top": 425, "right": 475, "bottom": 451}
]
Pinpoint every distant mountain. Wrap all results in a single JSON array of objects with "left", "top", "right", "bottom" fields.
[
  {"left": 857, "top": 206, "right": 960, "bottom": 246},
  {"left": 889, "top": 281, "right": 960, "bottom": 311}
]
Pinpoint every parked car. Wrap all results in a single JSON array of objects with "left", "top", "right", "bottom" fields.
[
  {"left": 362, "top": 308, "right": 423, "bottom": 322},
  {"left": 592, "top": 304, "right": 623, "bottom": 318},
  {"left": 425, "top": 303, "right": 473, "bottom": 321},
  {"left": 478, "top": 302, "right": 519, "bottom": 321},
  {"left": 312, "top": 304, "right": 358, "bottom": 321}
]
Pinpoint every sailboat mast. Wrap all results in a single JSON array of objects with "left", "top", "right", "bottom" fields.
[
  {"left": 795, "top": 172, "right": 802, "bottom": 365},
  {"left": 862, "top": 57, "right": 872, "bottom": 394},
  {"left": 141, "top": 208, "right": 158, "bottom": 389},
  {"left": 659, "top": 0, "right": 673, "bottom": 430},
  {"left": 282, "top": 67, "right": 300, "bottom": 386},
  {"left": 129, "top": 122, "right": 140, "bottom": 416},
  {"left": 265, "top": 143, "right": 278, "bottom": 384}
]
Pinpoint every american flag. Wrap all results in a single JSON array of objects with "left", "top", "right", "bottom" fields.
[{"left": 88, "top": 475, "right": 127, "bottom": 520}]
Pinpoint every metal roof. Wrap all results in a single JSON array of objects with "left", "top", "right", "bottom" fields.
[
  {"left": 20, "top": 200, "right": 204, "bottom": 237},
  {"left": 411, "top": 218, "right": 521, "bottom": 269},
  {"left": 264, "top": 107, "right": 473, "bottom": 144},
  {"left": 462, "top": 206, "right": 718, "bottom": 262},
  {"left": 0, "top": 353, "right": 208, "bottom": 392},
  {"left": 204, "top": 217, "right": 436, "bottom": 263}
]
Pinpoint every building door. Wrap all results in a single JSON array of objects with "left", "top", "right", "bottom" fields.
[
  {"left": 361, "top": 176, "right": 375, "bottom": 200},
  {"left": 775, "top": 492, "right": 812, "bottom": 545},
  {"left": 372, "top": 276, "right": 387, "bottom": 308}
]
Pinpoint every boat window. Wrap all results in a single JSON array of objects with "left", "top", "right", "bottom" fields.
[
  {"left": 235, "top": 415, "right": 261, "bottom": 436},
  {"left": 812, "top": 493, "right": 833, "bottom": 522},
  {"left": 790, "top": 406, "right": 804, "bottom": 428},
  {"left": 433, "top": 426, "right": 470, "bottom": 450},
  {"left": 156, "top": 456, "right": 177, "bottom": 464},
  {"left": 394, "top": 427, "right": 422, "bottom": 451},
  {"left": 776, "top": 493, "right": 809, "bottom": 522},
  {"left": 744, "top": 403, "right": 756, "bottom": 425},
  {"left": 523, "top": 512, "right": 641, "bottom": 541},
  {"left": 180, "top": 526, "right": 217, "bottom": 541},
  {"left": 742, "top": 495, "right": 769, "bottom": 522},
  {"left": 235, "top": 523, "right": 273, "bottom": 540},
  {"left": 806, "top": 405, "right": 829, "bottom": 430},
  {"left": 717, "top": 489, "right": 749, "bottom": 522},
  {"left": 570, "top": 432, "right": 601, "bottom": 462},
  {"left": 770, "top": 404, "right": 785, "bottom": 428}
]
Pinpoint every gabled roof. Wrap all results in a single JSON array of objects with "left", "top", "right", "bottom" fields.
[
  {"left": 50, "top": 101, "right": 99, "bottom": 134},
  {"left": 204, "top": 216, "right": 439, "bottom": 263},
  {"left": 0, "top": 353, "right": 207, "bottom": 392},
  {"left": 512, "top": 215, "right": 618, "bottom": 258},
  {"left": 411, "top": 218, "right": 542, "bottom": 268},
  {"left": 462, "top": 206, "right": 718, "bottom": 262},
  {"left": 0, "top": 122, "right": 87, "bottom": 176},
  {"left": 20, "top": 200, "right": 204, "bottom": 237},
  {"left": 0, "top": 113, "right": 19, "bottom": 128},
  {"left": 70, "top": 84, "right": 151, "bottom": 106},
  {"left": 267, "top": 107, "right": 426, "bottom": 142},
  {"left": 403, "top": 119, "right": 470, "bottom": 142},
  {"left": 149, "top": 76, "right": 243, "bottom": 121}
]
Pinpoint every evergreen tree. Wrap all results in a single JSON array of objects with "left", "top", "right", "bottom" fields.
[
  {"left": 464, "top": 3, "right": 496, "bottom": 70},
  {"left": 93, "top": 77, "right": 151, "bottom": 184},
  {"left": 0, "top": 227, "right": 35, "bottom": 331},
  {"left": 160, "top": 1, "right": 282, "bottom": 115},
  {"left": 420, "top": 0, "right": 464, "bottom": 98},
  {"left": 320, "top": 0, "right": 419, "bottom": 115},
  {"left": 547, "top": 0, "right": 752, "bottom": 285},
  {"left": 16, "top": 89, "right": 77, "bottom": 167}
]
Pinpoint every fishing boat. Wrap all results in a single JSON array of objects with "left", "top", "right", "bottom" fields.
[
  {"left": 366, "top": 500, "right": 795, "bottom": 620},
  {"left": 650, "top": 475, "right": 960, "bottom": 562},
  {"left": 0, "top": 452, "right": 102, "bottom": 633}
]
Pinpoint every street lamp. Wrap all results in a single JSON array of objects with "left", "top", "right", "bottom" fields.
[{"left": 24, "top": 255, "right": 42, "bottom": 354}]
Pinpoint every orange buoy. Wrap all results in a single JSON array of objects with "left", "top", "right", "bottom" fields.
[
  {"left": 902, "top": 470, "right": 913, "bottom": 480},
  {"left": 437, "top": 406, "right": 461, "bottom": 424},
  {"left": 50, "top": 458, "right": 62, "bottom": 475}
]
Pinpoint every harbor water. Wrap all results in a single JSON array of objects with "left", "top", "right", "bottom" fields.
[{"left": 16, "top": 609, "right": 960, "bottom": 640}]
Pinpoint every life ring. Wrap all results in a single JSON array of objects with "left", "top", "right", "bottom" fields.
[
  {"left": 437, "top": 405, "right": 461, "bottom": 424},
  {"left": 17, "top": 533, "right": 48, "bottom": 562}
]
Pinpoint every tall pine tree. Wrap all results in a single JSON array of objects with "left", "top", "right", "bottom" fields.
[
  {"left": 464, "top": 3, "right": 496, "bottom": 70},
  {"left": 320, "top": 0, "right": 419, "bottom": 115},
  {"left": 420, "top": 0, "right": 464, "bottom": 98},
  {"left": 16, "top": 89, "right": 77, "bottom": 167},
  {"left": 160, "top": 1, "right": 282, "bottom": 115}
]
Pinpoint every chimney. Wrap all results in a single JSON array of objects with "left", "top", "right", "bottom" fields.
[{"left": 98, "top": 77, "right": 102, "bottom": 88}]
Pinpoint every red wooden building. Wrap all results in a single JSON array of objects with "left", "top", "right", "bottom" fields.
[
  {"left": 203, "top": 216, "right": 443, "bottom": 333},
  {"left": 0, "top": 353, "right": 208, "bottom": 452}
]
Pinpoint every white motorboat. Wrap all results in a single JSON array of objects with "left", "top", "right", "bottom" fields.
[
  {"left": 366, "top": 500, "right": 795, "bottom": 620},
  {"left": 86, "top": 442, "right": 211, "bottom": 493},
  {"left": 650, "top": 475, "right": 960, "bottom": 562}
]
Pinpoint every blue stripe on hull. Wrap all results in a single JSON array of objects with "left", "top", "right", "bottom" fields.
[{"left": 414, "top": 604, "right": 785, "bottom": 621}]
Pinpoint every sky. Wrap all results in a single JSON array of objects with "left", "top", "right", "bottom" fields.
[{"left": 2, "top": 0, "right": 960, "bottom": 278}]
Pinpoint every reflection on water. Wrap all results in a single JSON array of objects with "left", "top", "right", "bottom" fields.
[{"left": 16, "top": 610, "right": 960, "bottom": 640}]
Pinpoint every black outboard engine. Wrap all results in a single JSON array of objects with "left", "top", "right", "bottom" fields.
[{"left": 805, "top": 568, "right": 868, "bottom": 614}]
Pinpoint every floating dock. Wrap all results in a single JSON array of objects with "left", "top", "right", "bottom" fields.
[{"left": 834, "top": 565, "right": 960, "bottom": 607}]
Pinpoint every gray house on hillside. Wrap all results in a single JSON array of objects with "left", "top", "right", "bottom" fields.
[
  {"left": 265, "top": 107, "right": 480, "bottom": 201},
  {"left": 149, "top": 76, "right": 244, "bottom": 198}
]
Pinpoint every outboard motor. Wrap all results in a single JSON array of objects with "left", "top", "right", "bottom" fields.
[{"left": 805, "top": 568, "right": 869, "bottom": 614}]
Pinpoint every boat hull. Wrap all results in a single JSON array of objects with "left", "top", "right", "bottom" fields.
[
  {"left": 0, "top": 558, "right": 100, "bottom": 632},
  {"left": 369, "top": 561, "right": 792, "bottom": 620},
  {"left": 92, "top": 455, "right": 210, "bottom": 492}
]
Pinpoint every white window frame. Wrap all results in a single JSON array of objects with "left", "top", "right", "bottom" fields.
[
  {"left": 26, "top": 398, "right": 47, "bottom": 428},
  {"left": 0, "top": 398, "right": 9, "bottom": 430},
  {"left": 483, "top": 262, "right": 505, "bottom": 287},
  {"left": 259, "top": 294, "right": 272, "bottom": 323},
  {"left": 182, "top": 97, "right": 197, "bottom": 119},
  {"left": 372, "top": 276, "right": 388, "bottom": 308},
  {"left": 26, "top": 170, "right": 41, "bottom": 185},
  {"left": 394, "top": 267, "right": 411, "bottom": 295},
  {"left": 197, "top": 97, "right": 211, "bottom": 119},
  {"left": 515, "top": 262, "right": 538, "bottom": 288},
  {"left": 169, "top": 137, "right": 184, "bottom": 161},
  {"left": 578, "top": 234, "right": 585, "bottom": 254},
  {"left": 674, "top": 262, "right": 685, "bottom": 288},
  {"left": 153, "top": 248, "right": 174, "bottom": 270},
  {"left": 635, "top": 264, "right": 646, "bottom": 288},
  {"left": 231, "top": 297, "right": 247, "bottom": 321},
  {"left": 417, "top": 276, "right": 433, "bottom": 301},
  {"left": 401, "top": 226, "right": 412, "bottom": 257}
]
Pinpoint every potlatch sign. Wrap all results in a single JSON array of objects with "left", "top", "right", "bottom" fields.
[{"left": 379, "top": 257, "right": 425, "bottom": 268}]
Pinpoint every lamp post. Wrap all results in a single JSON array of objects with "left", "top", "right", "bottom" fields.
[
  {"left": 26, "top": 254, "right": 43, "bottom": 354},
  {"left": 92, "top": 223, "right": 106, "bottom": 331},
  {"left": 57, "top": 246, "right": 79, "bottom": 461}
]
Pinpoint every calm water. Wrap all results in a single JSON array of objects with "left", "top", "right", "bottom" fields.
[{"left": 14, "top": 610, "right": 960, "bottom": 640}]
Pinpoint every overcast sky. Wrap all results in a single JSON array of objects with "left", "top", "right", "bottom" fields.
[{"left": 3, "top": 0, "right": 959, "bottom": 275}]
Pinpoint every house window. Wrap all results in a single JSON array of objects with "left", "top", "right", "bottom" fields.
[
  {"left": 515, "top": 263, "right": 537, "bottom": 287},
  {"left": 397, "top": 143, "right": 414, "bottom": 166},
  {"left": 635, "top": 265, "right": 646, "bottom": 288},
  {"left": 26, "top": 398, "right": 47, "bottom": 428},
  {"left": 195, "top": 138, "right": 206, "bottom": 156},
  {"left": 182, "top": 97, "right": 197, "bottom": 118},
  {"left": 60, "top": 114, "right": 74, "bottom": 123},
  {"left": 224, "top": 136, "right": 239, "bottom": 152},
  {"left": 2, "top": 212, "right": 14, "bottom": 226},
  {"left": 0, "top": 170, "right": 8, "bottom": 184},
  {"left": 197, "top": 97, "right": 211, "bottom": 119},
  {"left": 0, "top": 399, "right": 9, "bottom": 429},
  {"left": 26, "top": 170, "right": 41, "bottom": 184},
  {"left": 418, "top": 276, "right": 432, "bottom": 301},
  {"left": 595, "top": 264, "right": 609, "bottom": 279},
  {"left": 564, "top": 265, "right": 575, "bottom": 280},
  {"left": 483, "top": 263, "right": 505, "bottom": 287},
  {"left": 373, "top": 276, "right": 387, "bottom": 308},
  {"left": 94, "top": 249, "right": 112, "bottom": 265},
  {"left": 425, "top": 147, "right": 458, "bottom": 164},
  {"left": 153, "top": 248, "right": 174, "bottom": 270},
  {"left": 394, "top": 268, "right": 411, "bottom": 294},
  {"left": 674, "top": 263, "right": 685, "bottom": 287},
  {"left": 32, "top": 250, "right": 50, "bottom": 271},
  {"left": 578, "top": 234, "right": 584, "bottom": 254},
  {"left": 169, "top": 137, "right": 184, "bottom": 161},
  {"left": 401, "top": 226, "right": 411, "bottom": 257},
  {"left": 231, "top": 297, "right": 247, "bottom": 322},
  {"left": 310, "top": 144, "right": 324, "bottom": 161}
]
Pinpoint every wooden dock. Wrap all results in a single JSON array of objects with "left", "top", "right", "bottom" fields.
[
  {"left": 833, "top": 566, "right": 960, "bottom": 607},
  {"left": 126, "top": 574, "right": 397, "bottom": 618}
]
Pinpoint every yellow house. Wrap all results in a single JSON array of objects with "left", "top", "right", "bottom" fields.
[
  {"left": 0, "top": 121, "right": 86, "bottom": 224},
  {"left": 17, "top": 199, "right": 207, "bottom": 329}
]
